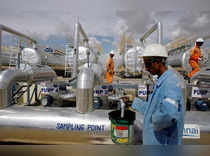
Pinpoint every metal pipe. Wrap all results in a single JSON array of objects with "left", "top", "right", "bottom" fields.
[
  {"left": 1, "top": 105, "right": 210, "bottom": 144},
  {"left": 0, "top": 30, "right": 2, "bottom": 70},
  {"left": 0, "top": 66, "right": 56, "bottom": 108},
  {"left": 0, "top": 106, "right": 113, "bottom": 144},
  {"left": 0, "top": 25, "right": 37, "bottom": 45},
  {"left": 140, "top": 23, "right": 158, "bottom": 42},
  {"left": 27, "top": 65, "right": 57, "bottom": 82},
  {"left": 140, "top": 22, "right": 162, "bottom": 45},
  {"left": 78, "top": 23, "right": 88, "bottom": 42},
  {"left": 167, "top": 50, "right": 192, "bottom": 72},
  {"left": 0, "top": 105, "right": 143, "bottom": 144},
  {"left": 0, "top": 69, "right": 29, "bottom": 107},
  {"left": 84, "top": 41, "right": 90, "bottom": 68},
  {"left": 157, "top": 22, "right": 162, "bottom": 44},
  {"left": 76, "top": 63, "right": 104, "bottom": 113},
  {"left": 0, "top": 24, "right": 36, "bottom": 68},
  {"left": 72, "top": 22, "right": 79, "bottom": 78},
  {"left": 76, "top": 68, "right": 94, "bottom": 113},
  {"left": 120, "top": 99, "right": 125, "bottom": 118},
  {"left": 0, "top": 47, "right": 69, "bottom": 68},
  {"left": 72, "top": 20, "right": 89, "bottom": 78},
  {"left": 0, "top": 30, "right": 2, "bottom": 55}
]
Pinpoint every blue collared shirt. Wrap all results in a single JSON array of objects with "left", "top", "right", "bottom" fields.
[{"left": 132, "top": 69, "right": 185, "bottom": 145}]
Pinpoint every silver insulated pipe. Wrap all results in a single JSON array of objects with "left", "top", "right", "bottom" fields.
[
  {"left": 140, "top": 22, "right": 163, "bottom": 45},
  {"left": 72, "top": 20, "right": 89, "bottom": 78},
  {"left": 157, "top": 22, "right": 163, "bottom": 44},
  {"left": 167, "top": 48, "right": 209, "bottom": 73},
  {"left": 167, "top": 50, "right": 192, "bottom": 72},
  {"left": 167, "top": 51, "right": 189, "bottom": 67},
  {"left": 0, "top": 106, "right": 113, "bottom": 144},
  {"left": 0, "top": 66, "right": 56, "bottom": 108},
  {"left": 0, "top": 69, "right": 29, "bottom": 107},
  {"left": 76, "top": 68, "right": 94, "bottom": 113},
  {"left": 0, "top": 105, "right": 144, "bottom": 144},
  {"left": 0, "top": 48, "right": 66, "bottom": 67}
]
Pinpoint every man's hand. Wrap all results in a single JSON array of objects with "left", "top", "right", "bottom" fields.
[
  {"left": 119, "top": 96, "right": 129, "bottom": 103},
  {"left": 128, "top": 106, "right": 135, "bottom": 112},
  {"left": 119, "top": 97, "right": 135, "bottom": 112},
  {"left": 107, "top": 69, "right": 114, "bottom": 75},
  {"left": 198, "top": 56, "right": 203, "bottom": 61}
]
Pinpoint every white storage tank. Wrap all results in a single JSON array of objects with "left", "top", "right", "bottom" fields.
[
  {"left": 124, "top": 46, "right": 144, "bottom": 76},
  {"left": 69, "top": 46, "right": 98, "bottom": 67}
]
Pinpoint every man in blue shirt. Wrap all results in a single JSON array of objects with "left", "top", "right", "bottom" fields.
[{"left": 131, "top": 44, "right": 184, "bottom": 145}]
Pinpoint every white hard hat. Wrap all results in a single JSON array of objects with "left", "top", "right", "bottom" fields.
[
  {"left": 196, "top": 38, "right": 204, "bottom": 43},
  {"left": 143, "top": 44, "right": 168, "bottom": 58},
  {"left": 110, "top": 50, "right": 115, "bottom": 55}
]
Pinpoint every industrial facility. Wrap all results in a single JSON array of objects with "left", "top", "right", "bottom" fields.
[{"left": 0, "top": 19, "right": 210, "bottom": 145}]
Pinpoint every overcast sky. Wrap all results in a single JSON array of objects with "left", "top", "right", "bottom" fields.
[{"left": 1, "top": 0, "right": 210, "bottom": 53}]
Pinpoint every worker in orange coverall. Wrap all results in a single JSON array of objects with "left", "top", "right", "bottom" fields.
[
  {"left": 106, "top": 50, "right": 115, "bottom": 83},
  {"left": 188, "top": 38, "right": 204, "bottom": 78}
]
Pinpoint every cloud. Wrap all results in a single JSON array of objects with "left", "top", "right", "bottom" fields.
[
  {"left": 0, "top": 0, "right": 119, "bottom": 39},
  {"left": 193, "top": 13, "right": 210, "bottom": 27},
  {"left": 113, "top": 19, "right": 128, "bottom": 36},
  {"left": 138, "top": 10, "right": 210, "bottom": 42},
  {"left": 1, "top": 0, "right": 210, "bottom": 48},
  {"left": 170, "top": 27, "right": 184, "bottom": 38},
  {"left": 88, "top": 37, "right": 102, "bottom": 49},
  {"left": 113, "top": 0, "right": 210, "bottom": 42},
  {"left": 173, "top": 11, "right": 210, "bottom": 38},
  {"left": 102, "top": 38, "right": 112, "bottom": 43},
  {"left": 115, "top": 9, "right": 153, "bottom": 35}
]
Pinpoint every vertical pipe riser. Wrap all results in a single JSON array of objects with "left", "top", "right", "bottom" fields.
[
  {"left": 76, "top": 88, "right": 93, "bottom": 113},
  {"left": 158, "top": 22, "right": 163, "bottom": 44},
  {"left": 73, "top": 23, "right": 79, "bottom": 78},
  {"left": 0, "top": 67, "right": 56, "bottom": 108},
  {"left": 76, "top": 68, "right": 94, "bottom": 113}
]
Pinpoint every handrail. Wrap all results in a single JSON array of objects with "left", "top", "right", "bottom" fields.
[{"left": 0, "top": 24, "right": 37, "bottom": 54}]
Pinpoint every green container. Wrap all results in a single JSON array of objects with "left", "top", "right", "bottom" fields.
[{"left": 108, "top": 110, "right": 135, "bottom": 144}]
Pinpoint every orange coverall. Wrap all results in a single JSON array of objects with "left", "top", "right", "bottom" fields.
[
  {"left": 188, "top": 45, "right": 202, "bottom": 78},
  {"left": 106, "top": 57, "right": 114, "bottom": 83}
]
